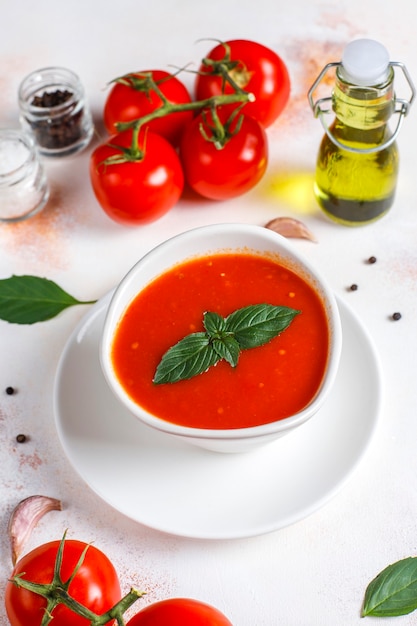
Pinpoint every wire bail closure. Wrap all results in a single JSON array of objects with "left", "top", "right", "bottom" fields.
[{"left": 308, "top": 61, "right": 416, "bottom": 154}]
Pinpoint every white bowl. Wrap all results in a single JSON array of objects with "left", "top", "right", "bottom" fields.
[{"left": 100, "top": 223, "right": 342, "bottom": 453}]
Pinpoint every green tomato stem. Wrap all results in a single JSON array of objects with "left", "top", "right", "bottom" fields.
[
  {"left": 116, "top": 91, "right": 254, "bottom": 134},
  {"left": 201, "top": 57, "right": 246, "bottom": 95},
  {"left": 110, "top": 53, "right": 256, "bottom": 155},
  {"left": 9, "top": 533, "right": 146, "bottom": 626},
  {"left": 10, "top": 575, "right": 145, "bottom": 626}
]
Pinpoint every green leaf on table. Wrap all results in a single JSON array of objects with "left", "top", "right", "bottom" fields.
[
  {"left": 362, "top": 557, "right": 417, "bottom": 617},
  {"left": 153, "top": 303, "right": 300, "bottom": 385},
  {"left": 0, "top": 275, "right": 97, "bottom": 324}
]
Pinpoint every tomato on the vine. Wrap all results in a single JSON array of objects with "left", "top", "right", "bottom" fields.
[
  {"left": 127, "top": 598, "right": 233, "bottom": 625},
  {"left": 5, "top": 539, "right": 121, "bottom": 626},
  {"left": 90, "top": 129, "right": 184, "bottom": 225},
  {"left": 195, "top": 39, "right": 290, "bottom": 128},
  {"left": 180, "top": 109, "right": 268, "bottom": 200},
  {"left": 104, "top": 70, "right": 194, "bottom": 145}
]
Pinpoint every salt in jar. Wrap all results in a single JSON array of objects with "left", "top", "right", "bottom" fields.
[{"left": 0, "top": 129, "right": 49, "bottom": 222}]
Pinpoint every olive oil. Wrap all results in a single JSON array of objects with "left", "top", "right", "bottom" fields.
[
  {"left": 308, "top": 39, "right": 415, "bottom": 226},
  {"left": 315, "top": 68, "right": 398, "bottom": 226}
]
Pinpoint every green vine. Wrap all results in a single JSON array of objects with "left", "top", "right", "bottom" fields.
[
  {"left": 9, "top": 533, "right": 145, "bottom": 626},
  {"left": 104, "top": 46, "right": 256, "bottom": 163}
]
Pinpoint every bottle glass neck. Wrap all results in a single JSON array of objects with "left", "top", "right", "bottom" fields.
[{"left": 332, "top": 67, "right": 395, "bottom": 130}]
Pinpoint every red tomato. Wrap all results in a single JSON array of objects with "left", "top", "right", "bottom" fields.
[
  {"left": 90, "top": 129, "right": 184, "bottom": 225},
  {"left": 104, "top": 70, "right": 194, "bottom": 145},
  {"left": 5, "top": 540, "right": 121, "bottom": 626},
  {"left": 195, "top": 39, "right": 290, "bottom": 128},
  {"left": 127, "top": 598, "right": 233, "bottom": 625},
  {"left": 180, "top": 109, "right": 268, "bottom": 200}
]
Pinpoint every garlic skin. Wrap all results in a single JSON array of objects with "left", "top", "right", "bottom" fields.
[
  {"left": 265, "top": 217, "right": 317, "bottom": 242},
  {"left": 8, "top": 495, "right": 62, "bottom": 565}
]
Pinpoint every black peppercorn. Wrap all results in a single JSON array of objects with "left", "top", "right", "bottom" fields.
[
  {"left": 18, "top": 67, "right": 93, "bottom": 157},
  {"left": 349, "top": 284, "right": 358, "bottom": 291},
  {"left": 392, "top": 312, "right": 402, "bottom": 321},
  {"left": 29, "top": 89, "right": 83, "bottom": 150},
  {"left": 16, "top": 434, "right": 27, "bottom": 443},
  {"left": 6, "top": 386, "right": 15, "bottom": 395},
  {"left": 368, "top": 256, "right": 377, "bottom": 264},
  {"left": 32, "top": 89, "right": 72, "bottom": 108}
]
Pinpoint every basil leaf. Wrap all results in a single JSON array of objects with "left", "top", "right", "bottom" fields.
[
  {"left": 362, "top": 557, "right": 417, "bottom": 617},
  {"left": 153, "top": 332, "right": 220, "bottom": 384},
  {"left": 211, "top": 335, "right": 241, "bottom": 368},
  {"left": 203, "top": 311, "right": 240, "bottom": 366},
  {"left": 203, "top": 311, "right": 226, "bottom": 335},
  {"left": 154, "top": 303, "right": 300, "bottom": 384},
  {"left": 225, "top": 303, "right": 300, "bottom": 349},
  {"left": 0, "top": 275, "right": 96, "bottom": 324}
]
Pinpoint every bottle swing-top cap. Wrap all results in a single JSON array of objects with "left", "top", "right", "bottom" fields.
[
  {"left": 308, "top": 37, "right": 416, "bottom": 154},
  {"left": 339, "top": 38, "right": 390, "bottom": 86}
]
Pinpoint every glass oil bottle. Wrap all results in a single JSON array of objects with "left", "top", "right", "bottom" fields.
[{"left": 308, "top": 39, "right": 415, "bottom": 226}]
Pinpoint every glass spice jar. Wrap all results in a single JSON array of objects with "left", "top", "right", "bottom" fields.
[
  {"left": 18, "top": 66, "right": 94, "bottom": 157},
  {"left": 0, "top": 129, "right": 49, "bottom": 222}
]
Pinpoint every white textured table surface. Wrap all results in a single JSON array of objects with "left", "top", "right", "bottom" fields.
[{"left": 1, "top": 1, "right": 417, "bottom": 624}]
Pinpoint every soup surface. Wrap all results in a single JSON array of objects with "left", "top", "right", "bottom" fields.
[{"left": 111, "top": 252, "right": 329, "bottom": 429}]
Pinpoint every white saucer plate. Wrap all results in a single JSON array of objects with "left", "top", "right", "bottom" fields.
[{"left": 54, "top": 292, "right": 382, "bottom": 540}]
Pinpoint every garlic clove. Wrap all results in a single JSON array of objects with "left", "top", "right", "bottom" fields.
[
  {"left": 265, "top": 217, "right": 317, "bottom": 242},
  {"left": 8, "top": 495, "right": 62, "bottom": 565}
]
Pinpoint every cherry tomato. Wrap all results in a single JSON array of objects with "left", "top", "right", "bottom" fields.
[
  {"left": 180, "top": 109, "right": 268, "bottom": 200},
  {"left": 127, "top": 598, "right": 233, "bottom": 625},
  {"left": 104, "top": 70, "right": 194, "bottom": 145},
  {"left": 195, "top": 39, "right": 290, "bottom": 128},
  {"left": 90, "top": 129, "right": 184, "bottom": 225},
  {"left": 5, "top": 539, "right": 121, "bottom": 626}
]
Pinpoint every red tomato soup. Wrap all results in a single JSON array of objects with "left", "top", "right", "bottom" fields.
[{"left": 111, "top": 253, "right": 329, "bottom": 429}]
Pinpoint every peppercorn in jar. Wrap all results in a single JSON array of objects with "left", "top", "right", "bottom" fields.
[{"left": 18, "top": 66, "right": 94, "bottom": 157}]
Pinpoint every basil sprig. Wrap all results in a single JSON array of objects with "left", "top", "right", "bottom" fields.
[
  {"left": 153, "top": 303, "right": 300, "bottom": 384},
  {"left": 0, "top": 275, "right": 96, "bottom": 324},
  {"left": 362, "top": 557, "right": 417, "bottom": 617}
]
